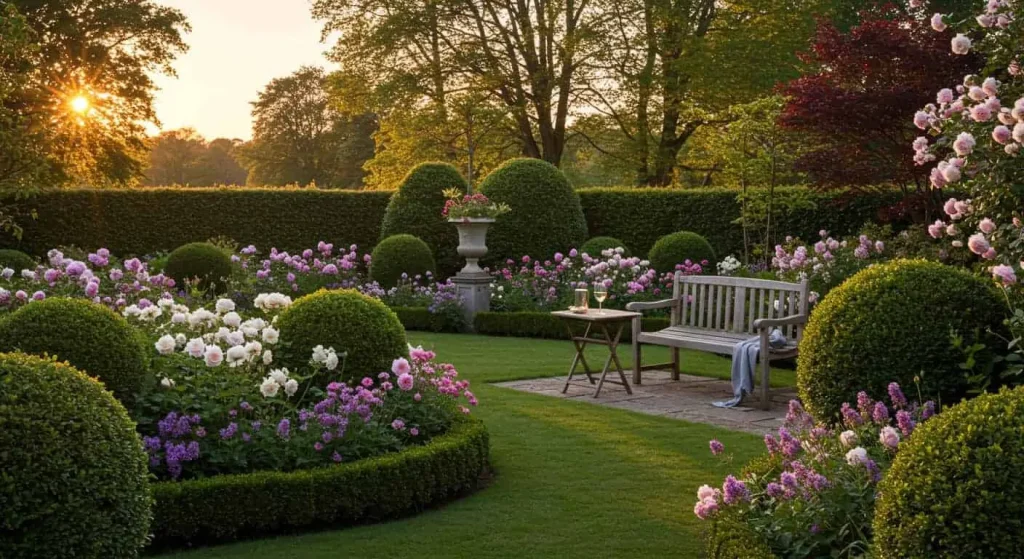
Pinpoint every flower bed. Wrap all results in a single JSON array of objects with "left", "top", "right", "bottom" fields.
[{"left": 149, "top": 415, "right": 489, "bottom": 548}]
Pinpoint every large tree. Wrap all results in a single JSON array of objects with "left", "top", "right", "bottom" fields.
[
  {"left": 6, "top": 0, "right": 189, "bottom": 187},
  {"left": 143, "top": 129, "right": 248, "bottom": 186},
  {"left": 236, "top": 66, "right": 375, "bottom": 188},
  {"left": 779, "top": 5, "right": 981, "bottom": 197}
]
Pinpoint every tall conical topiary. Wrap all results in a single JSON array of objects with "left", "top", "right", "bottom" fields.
[
  {"left": 479, "top": 158, "right": 588, "bottom": 263},
  {"left": 380, "top": 163, "right": 469, "bottom": 278}
]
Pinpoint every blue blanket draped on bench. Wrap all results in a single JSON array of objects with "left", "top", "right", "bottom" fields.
[{"left": 713, "top": 329, "right": 787, "bottom": 408}]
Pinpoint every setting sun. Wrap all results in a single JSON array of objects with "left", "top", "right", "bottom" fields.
[{"left": 69, "top": 94, "right": 90, "bottom": 114}]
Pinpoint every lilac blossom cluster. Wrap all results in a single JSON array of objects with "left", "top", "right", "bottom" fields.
[{"left": 693, "top": 383, "right": 935, "bottom": 556}]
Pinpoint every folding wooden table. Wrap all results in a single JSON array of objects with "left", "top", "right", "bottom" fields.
[{"left": 551, "top": 309, "right": 640, "bottom": 398}]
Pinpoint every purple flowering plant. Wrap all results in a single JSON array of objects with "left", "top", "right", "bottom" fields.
[{"left": 695, "top": 383, "right": 935, "bottom": 558}]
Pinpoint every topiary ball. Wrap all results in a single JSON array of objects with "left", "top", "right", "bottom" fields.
[
  {"left": 369, "top": 234, "right": 437, "bottom": 288},
  {"left": 276, "top": 289, "right": 408, "bottom": 384},
  {"left": 0, "top": 353, "right": 152, "bottom": 558},
  {"left": 0, "top": 249, "right": 36, "bottom": 272},
  {"left": 0, "top": 298, "right": 149, "bottom": 406},
  {"left": 648, "top": 231, "right": 717, "bottom": 274},
  {"left": 873, "top": 386, "right": 1024, "bottom": 558},
  {"left": 797, "top": 259, "right": 1007, "bottom": 422},
  {"left": 164, "top": 242, "right": 233, "bottom": 294},
  {"left": 581, "top": 236, "right": 630, "bottom": 258},
  {"left": 380, "top": 162, "right": 469, "bottom": 278},
  {"left": 479, "top": 158, "right": 587, "bottom": 263}
]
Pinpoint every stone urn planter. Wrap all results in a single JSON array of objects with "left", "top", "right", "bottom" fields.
[{"left": 449, "top": 217, "right": 495, "bottom": 276}]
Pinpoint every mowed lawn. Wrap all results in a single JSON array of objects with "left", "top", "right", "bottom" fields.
[{"left": 159, "top": 333, "right": 786, "bottom": 559}]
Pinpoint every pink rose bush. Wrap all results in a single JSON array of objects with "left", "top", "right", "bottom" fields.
[
  {"left": 695, "top": 384, "right": 935, "bottom": 557},
  {"left": 769, "top": 230, "right": 892, "bottom": 301}
]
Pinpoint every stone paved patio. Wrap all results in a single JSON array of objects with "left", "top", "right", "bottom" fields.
[{"left": 493, "top": 370, "right": 798, "bottom": 435}]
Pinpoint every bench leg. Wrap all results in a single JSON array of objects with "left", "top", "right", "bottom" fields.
[
  {"left": 631, "top": 317, "right": 642, "bottom": 385},
  {"left": 759, "top": 355, "right": 771, "bottom": 411},
  {"left": 671, "top": 348, "right": 680, "bottom": 381}
]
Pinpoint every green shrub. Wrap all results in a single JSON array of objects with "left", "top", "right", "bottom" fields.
[
  {"left": 0, "top": 298, "right": 149, "bottom": 405},
  {"left": 581, "top": 236, "right": 630, "bottom": 258},
  {"left": 164, "top": 242, "right": 234, "bottom": 294},
  {"left": 479, "top": 158, "right": 588, "bottom": 262},
  {"left": 705, "top": 512, "right": 780, "bottom": 559},
  {"left": 392, "top": 306, "right": 463, "bottom": 333},
  {"left": 797, "top": 259, "right": 1007, "bottom": 422},
  {"left": 276, "top": 289, "right": 408, "bottom": 384},
  {"left": 0, "top": 353, "right": 152, "bottom": 558},
  {"left": 369, "top": 234, "right": 437, "bottom": 289},
  {"left": 873, "top": 387, "right": 1024, "bottom": 558},
  {"left": 648, "top": 231, "right": 717, "bottom": 273},
  {"left": 0, "top": 249, "right": 35, "bottom": 271},
  {"left": 150, "top": 417, "right": 489, "bottom": 548},
  {"left": 380, "top": 163, "right": 469, "bottom": 277}
]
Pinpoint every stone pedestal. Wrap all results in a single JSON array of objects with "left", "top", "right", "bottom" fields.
[{"left": 452, "top": 271, "right": 491, "bottom": 331}]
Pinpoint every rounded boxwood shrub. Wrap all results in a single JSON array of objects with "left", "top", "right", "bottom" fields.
[
  {"left": 276, "top": 289, "right": 408, "bottom": 383},
  {"left": 0, "top": 249, "right": 35, "bottom": 271},
  {"left": 369, "top": 234, "right": 436, "bottom": 289},
  {"left": 479, "top": 158, "right": 587, "bottom": 263},
  {"left": 380, "top": 162, "right": 469, "bottom": 278},
  {"left": 581, "top": 236, "right": 630, "bottom": 258},
  {"left": 0, "top": 298, "right": 149, "bottom": 405},
  {"left": 873, "top": 386, "right": 1024, "bottom": 558},
  {"left": 797, "top": 259, "right": 1007, "bottom": 422},
  {"left": 648, "top": 231, "right": 717, "bottom": 273},
  {"left": 164, "top": 242, "right": 233, "bottom": 293},
  {"left": 0, "top": 353, "right": 152, "bottom": 558}
]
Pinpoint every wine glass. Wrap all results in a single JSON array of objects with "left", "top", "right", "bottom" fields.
[{"left": 594, "top": 284, "right": 608, "bottom": 314}]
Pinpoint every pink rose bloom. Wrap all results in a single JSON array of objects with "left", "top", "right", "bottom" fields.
[
  {"left": 928, "top": 220, "right": 945, "bottom": 239},
  {"left": 979, "top": 218, "right": 997, "bottom": 234},
  {"left": 931, "top": 13, "right": 947, "bottom": 31},
  {"left": 993, "top": 125, "right": 1012, "bottom": 144},
  {"left": 992, "top": 264, "right": 1017, "bottom": 286},
  {"left": 913, "top": 111, "right": 931, "bottom": 130},
  {"left": 968, "top": 86, "right": 987, "bottom": 101},
  {"left": 951, "top": 34, "right": 972, "bottom": 55},
  {"left": 970, "top": 104, "right": 992, "bottom": 122},
  {"left": 879, "top": 426, "right": 901, "bottom": 449},
  {"left": 967, "top": 233, "right": 991, "bottom": 255},
  {"left": 1008, "top": 144, "right": 1021, "bottom": 155},
  {"left": 952, "top": 132, "right": 976, "bottom": 156},
  {"left": 1013, "top": 122, "right": 1024, "bottom": 144},
  {"left": 397, "top": 373, "right": 414, "bottom": 391},
  {"left": 391, "top": 357, "right": 411, "bottom": 376},
  {"left": 977, "top": 14, "right": 996, "bottom": 27},
  {"left": 943, "top": 198, "right": 958, "bottom": 217},
  {"left": 941, "top": 163, "right": 962, "bottom": 183},
  {"left": 936, "top": 88, "right": 954, "bottom": 105}
]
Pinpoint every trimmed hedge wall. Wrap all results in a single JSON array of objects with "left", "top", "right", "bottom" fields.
[
  {"left": 3, "top": 187, "right": 901, "bottom": 260},
  {"left": 3, "top": 188, "right": 392, "bottom": 255},
  {"left": 150, "top": 417, "right": 489, "bottom": 548}
]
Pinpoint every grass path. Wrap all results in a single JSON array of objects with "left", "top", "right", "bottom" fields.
[{"left": 159, "top": 333, "right": 781, "bottom": 559}]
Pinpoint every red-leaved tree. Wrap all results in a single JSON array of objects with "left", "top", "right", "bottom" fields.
[{"left": 779, "top": 6, "right": 981, "bottom": 200}]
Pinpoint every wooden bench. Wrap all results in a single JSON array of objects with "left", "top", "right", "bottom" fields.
[{"left": 625, "top": 274, "right": 809, "bottom": 410}]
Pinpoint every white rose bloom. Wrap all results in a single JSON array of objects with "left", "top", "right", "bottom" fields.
[
  {"left": 284, "top": 378, "right": 299, "bottom": 396},
  {"left": 172, "top": 303, "right": 190, "bottom": 314},
  {"left": 270, "top": 368, "right": 289, "bottom": 385},
  {"left": 154, "top": 334, "right": 176, "bottom": 355},
  {"left": 123, "top": 304, "right": 141, "bottom": 318},
  {"left": 226, "top": 330, "right": 246, "bottom": 347},
  {"left": 1, "top": 267, "right": 14, "bottom": 280},
  {"left": 158, "top": 298, "right": 174, "bottom": 309},
  {"left": 222, "top": 311, "right": 242, "bottom": 328},
  {"left": 311, "top": 345, "right": 328, "bottom": 364},
  {"left": 262, "top": 349, "right": 273, "bottom": 365},
  {"left": 204, "top": 344, "right": 224, "bottom": 367},
  {"left": 216, "top": 298, "right": 235, "bottom": 313},
  {"left": 255, "top": 292, "right": 293, "bottom": 312},
  {"left": 175, "top": 333, "right": 187, "bottom": 347},
  {"left": 185, "top": 337, "right": 206, "bottom": 358},
  {"left": 260, "top": 376, "right": 280, "bottom": 398},
  {"left": 160, "top": 377, "right": 176, "bottom": 388},
  {"left": 325, "top": 350, "right": 339, "bottom": 371},
  {"left": 639, "top": 260, "right": 650, "bottom": 267},
  {"left": 171, "top": 312, "right": 187, "bottom": 324},
  {"left": 839, "top": 430, "right": 858, "bottom": 448},
  {"left": 21, "top": 269, "right": 36, "bottom": 280},
  {"left": 140, "top": 305, "right": 163, "bottom": 321},
  {"left": 262, "top": 327, "right": 279, "bottom": 344},
  {"left": 244, "top": 341, "right": 262, "bottom": 357},
  {"left": 214, "top": 327, "right": 231, "bottom": 341},
  {"left": 845, "top": 447, "right": 869, "bottom": 466},
  {"left": 225, "top": 345, "right": 249, "bottom": 367}
]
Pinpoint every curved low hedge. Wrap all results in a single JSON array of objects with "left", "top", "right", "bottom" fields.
[
  {"left": 150, "top": 416, "right": 489, "bottom": 548},
  {"left": 473, "top": 311, "right": 669, "bottom": 340}
]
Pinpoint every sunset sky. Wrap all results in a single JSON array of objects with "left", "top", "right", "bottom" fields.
[{"left": 150, "top": 0, "right": 334, "bottom": 141}]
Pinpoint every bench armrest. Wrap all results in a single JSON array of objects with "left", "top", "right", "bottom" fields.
[
  {"left": 753, "top": 314, "right": 807, "bottom": 330},
  {"left": 625, "top": 299, "right": 675, "bottom": 312}
]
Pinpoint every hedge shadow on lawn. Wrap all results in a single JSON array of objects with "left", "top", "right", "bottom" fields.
[{"left": 149, "top": 417, "right": 490, "bottom": 550}]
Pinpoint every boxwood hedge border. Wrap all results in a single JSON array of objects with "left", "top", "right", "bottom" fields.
[{"left": 149, "top": 416, "right": 489, "bottom": 549}]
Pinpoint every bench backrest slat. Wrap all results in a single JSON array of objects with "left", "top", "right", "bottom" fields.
[{"left": 671, "top": 273, "right": 809, "bottom": 340}]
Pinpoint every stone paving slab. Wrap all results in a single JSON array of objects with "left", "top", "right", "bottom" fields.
[{"left": 493, "top": 370, "right": 797, "bottom": 436}]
